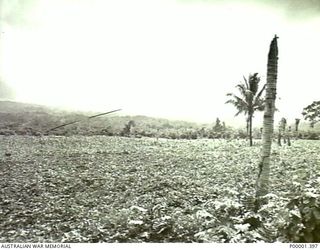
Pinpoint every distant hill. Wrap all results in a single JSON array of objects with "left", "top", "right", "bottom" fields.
[
  {"left": 0, "top": 101, "right": 207, "bottom": 137},
  {"left": 0, "top": 100, "right": 46, "bottom": 113}
]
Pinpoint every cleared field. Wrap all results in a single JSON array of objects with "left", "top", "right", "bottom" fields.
[{"left": 0, "top": 136, "right": 319, "bottom": 242}]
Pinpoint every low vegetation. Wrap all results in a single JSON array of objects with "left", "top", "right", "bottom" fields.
[{"left": 1, "top": 136, "right": 319, "bottom": 242}]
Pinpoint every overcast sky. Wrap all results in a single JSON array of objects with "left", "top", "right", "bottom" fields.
[{"left": 0, "top": 0, "right": 319, "bottom": 125}]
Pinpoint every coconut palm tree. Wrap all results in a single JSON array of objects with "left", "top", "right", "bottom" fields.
[
  {"left": 255, "top": 35, "right": 279, "bottom": 210},
  {"left": 226, "top": 73, "right": 266, "bottom": 146}
]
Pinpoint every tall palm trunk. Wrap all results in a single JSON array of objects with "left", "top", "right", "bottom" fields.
[
  {"left": 255, "top": 35, "right": 279, "bottom": 210},
  {"left": 246, "top": 118, "right": 249, "bottom": 139}
]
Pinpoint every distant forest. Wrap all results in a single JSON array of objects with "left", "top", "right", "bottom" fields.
[{"left": 1, "top": 101, "right": 319, "bottom": 140}]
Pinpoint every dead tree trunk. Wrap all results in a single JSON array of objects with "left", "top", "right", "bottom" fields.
[{"left": 255, "top": 35, "right": 279, "bottom": 210}]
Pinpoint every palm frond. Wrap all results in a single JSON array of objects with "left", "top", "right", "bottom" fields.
[
  {"left": 226, "top": 93, "right": 249, "bottom": 117},
  {"left": 236, "top": 84, "right": 249, "bottom": 100},
  {"left": 226, "top": 94, "right": 248, "bottom": 107},
  {"left": 253, "top": 97, "right": 265, "bottom": 111},
  {"left": 227, "top": 99, "right": 247, "bottom": 116},
  {"left": 243, "top": 75, "right": 249, "bottom": 90},
  {"left": 255, "top": 83, "right": 266, "bottom": 100},
  {"left": 255, "top": 103, "right": 265, "bottom": 111},
  {"left": 235, "top": 108, "right": 248, "bottom": 116}
]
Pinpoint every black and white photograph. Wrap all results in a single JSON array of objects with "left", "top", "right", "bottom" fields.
[{"left": 0, "top": 0, "right": 320, "bottom": 246}]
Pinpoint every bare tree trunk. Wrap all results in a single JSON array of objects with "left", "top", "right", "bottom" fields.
[
  {"left": 249, "top": 114, "right": 253, "bottom": 146},
  {"left": 246, "top": 117, "right": 249, "bottom": 141},
  {"left": 287, "top": 126, "right": 291, "bottom": 146},
  {"left": 255, "top": 35, "right": 279, "bottom": 210},
  {"left": 278, "top": 128, "right": 282, "bottom": 146},
  {"left": 295, "top": 119, "right": 300, "bottom": 132}
]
